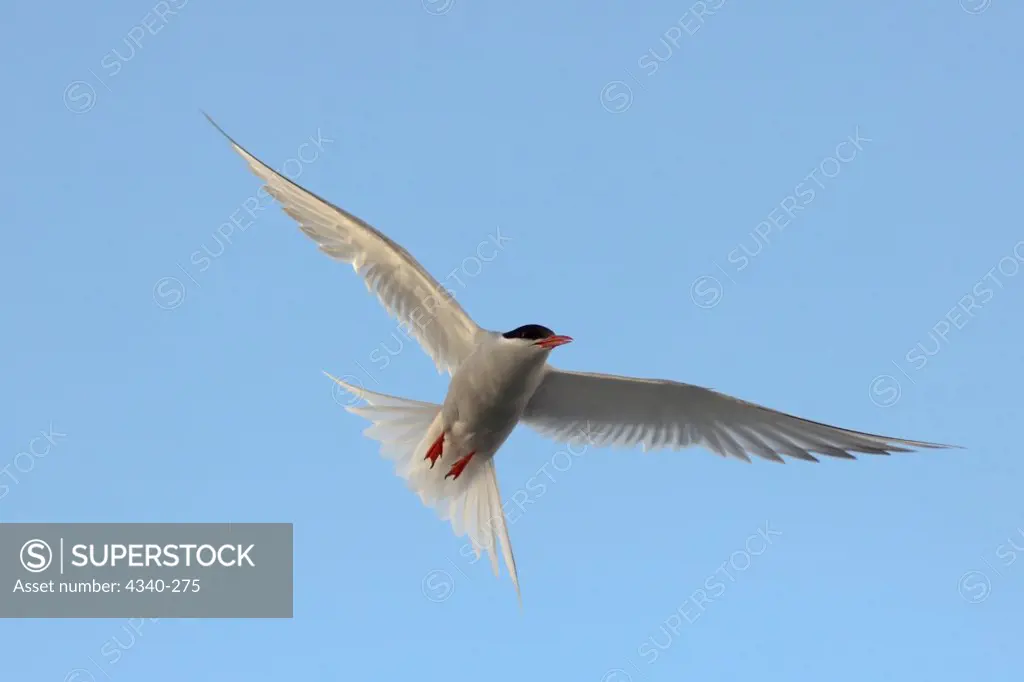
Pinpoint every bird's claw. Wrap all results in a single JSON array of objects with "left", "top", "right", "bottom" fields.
[
  {"left": 424, "top": 433, "right": 444, "bottom": 469},
  {"left": 444, "top": 452, "right": 475, "bottom": 480}
]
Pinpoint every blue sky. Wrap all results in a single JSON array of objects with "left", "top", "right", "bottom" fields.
[{"left": 2, "top": 0, "right": 1022, "bottom": 679}]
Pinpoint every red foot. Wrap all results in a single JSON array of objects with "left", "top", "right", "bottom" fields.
[
  {"left": 424, "top": 433, "right": 444, "bottom": 468},
  {"left": 444, "top": 452, "right": 475, "bottom": 480}
]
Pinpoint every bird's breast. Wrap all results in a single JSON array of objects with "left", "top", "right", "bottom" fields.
[{"left": 444, "top": 345, "right": 548, "bottom": 444}]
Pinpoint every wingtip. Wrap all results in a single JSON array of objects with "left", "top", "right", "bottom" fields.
[
  {"left": 915, "top": 440, "right": 964, "bottom": 451},
  {"left": 201, "top": 111, "right": 240, "bottom": 148},
  {"left": 323, "top": 371, "right": 347, "bottom": 388},
  {"left": 201, "top": 109, "right": 220, "bottom": 130}
]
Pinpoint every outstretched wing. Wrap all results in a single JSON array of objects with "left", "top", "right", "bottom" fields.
[
  {"left": 206, "top": 114, "right": 482, "bottom": 375},
  {"left": 523, "top": 368, "right": 959, "bottom": 462}
]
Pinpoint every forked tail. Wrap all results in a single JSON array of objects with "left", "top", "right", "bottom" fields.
[{"left": 325, "top": 373, "right": 520, "bottom": 602}]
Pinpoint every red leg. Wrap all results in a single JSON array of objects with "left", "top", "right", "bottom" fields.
[
  {"left": 424, "top": 433, "right": 444, "bottom": 468},
  {"left": 444, "top": 452, "right": 475, "bottom": 480}
]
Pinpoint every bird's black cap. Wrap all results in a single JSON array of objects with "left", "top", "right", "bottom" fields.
[{"left": 502, "top": 324, "right": 555, "bottom": 341}]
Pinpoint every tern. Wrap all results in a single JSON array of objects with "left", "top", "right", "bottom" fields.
[{"left": 206, "top": 114, "right": 958, "bottom": 602}]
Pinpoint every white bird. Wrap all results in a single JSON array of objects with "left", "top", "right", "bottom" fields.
[{"left": 206, "top": 114, "right": 959, "bottom": 603}]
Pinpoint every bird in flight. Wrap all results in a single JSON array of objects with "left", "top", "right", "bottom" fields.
[{"left": 206, "top": 114, "right": 958, "bottom": 603}]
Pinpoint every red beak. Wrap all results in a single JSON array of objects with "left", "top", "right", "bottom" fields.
[{"left": 535, "top": 335, "right": 573, "bottom": 350}]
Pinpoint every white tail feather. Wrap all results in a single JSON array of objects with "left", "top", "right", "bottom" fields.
[{"left": 326, "top": 373, "right": 520, "bottom": 602}]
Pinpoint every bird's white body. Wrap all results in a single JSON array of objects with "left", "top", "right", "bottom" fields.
[
  {"left": 441, "top": 333, "right": 552, "bottom": 463},
  {"left": 207, "top": 113, "right": 960, "bottom": 603}
]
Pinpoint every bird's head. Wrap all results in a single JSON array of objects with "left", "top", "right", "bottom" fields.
[{"left": 500, "top": 324, "right": 573, "bottom": 352}]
